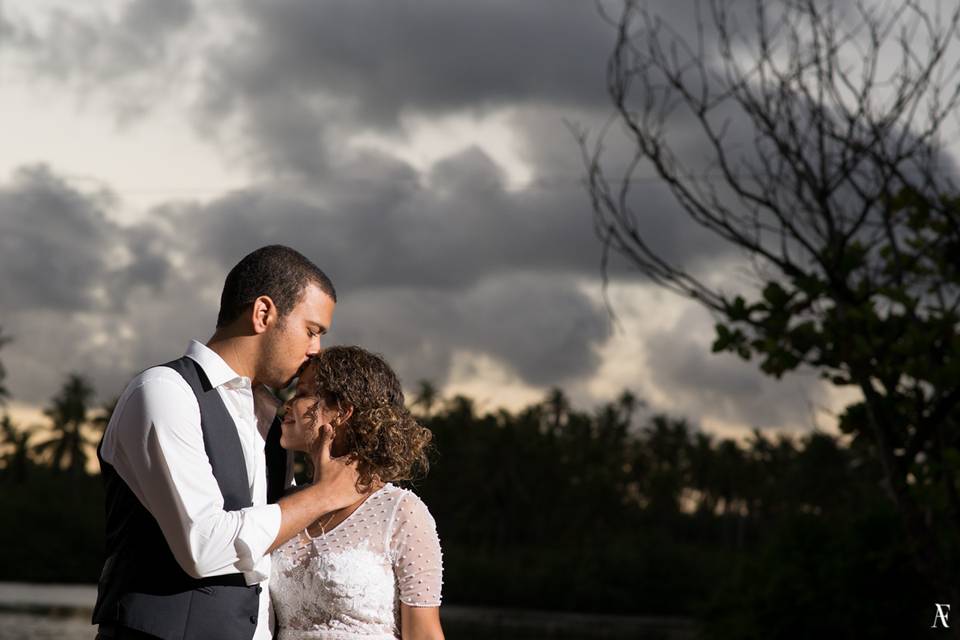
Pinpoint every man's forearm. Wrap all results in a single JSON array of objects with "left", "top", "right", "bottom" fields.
[
  {"left": 268, "top": 426, "right": 363, "bottom": 554},
  {"left": 268, "top": 483, "right": 340, "bottom": 553}
]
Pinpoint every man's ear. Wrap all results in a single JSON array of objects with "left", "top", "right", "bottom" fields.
[{"left": 250, "top": 295, "right": 278, "bottom": 334}]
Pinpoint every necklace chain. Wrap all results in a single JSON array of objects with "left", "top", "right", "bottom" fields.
[
  {"left": 310, "top": 486, "right": 379, "bottom": 536},
  {"left": 314, "top": 510, "right": 337, "bottom": 535}
]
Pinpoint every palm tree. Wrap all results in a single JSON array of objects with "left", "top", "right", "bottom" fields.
[
  {"left": 412, "top": 380, "right": 439, "bottom": 417},
  {"left": 445, "top": 395, "right": 475, "bottom": 422},
  {"left": 0, "top": 326, "right": 12, "bottom": 406},
  {"left": 543, "top": 387, "right": 569, "bottom": 432},
  {"left": 687, "top": 431, "right": 717, "bottom": 515},
  {"left": 0, "top": 414, "right": 35, "bottom": 483},
  {"left": 616, "top": 389, "right": 644, "bottom": 427},
  {"left": 641, "top": 415, "right": 691, "bottom": 516},
  {"left": 34, "top": 373, "right": 96, "bottom": 475},
  {"left": 92, "top": 396, "right": 119, "bottom": 431}
]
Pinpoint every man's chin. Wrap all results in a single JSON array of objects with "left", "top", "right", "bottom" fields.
[{"left": 267, "top": 371, "right": 296, "bottom": 391}]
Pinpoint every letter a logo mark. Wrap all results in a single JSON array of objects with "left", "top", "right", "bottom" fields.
[{"left": 933, "top": 604, "right": 951, "bottom": 628}]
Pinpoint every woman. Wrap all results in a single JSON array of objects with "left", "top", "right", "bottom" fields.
[{"left": 270, "top": 345, "right": 444, "bottom": 640}]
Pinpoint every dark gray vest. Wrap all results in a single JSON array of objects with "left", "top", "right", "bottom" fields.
[{"left": 92, "top": 356, "right": 287, "bottom": 640}]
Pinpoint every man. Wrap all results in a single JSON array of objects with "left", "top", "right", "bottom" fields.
[{"left": 93, "top": 245, "right": 363, "bottom": 640}]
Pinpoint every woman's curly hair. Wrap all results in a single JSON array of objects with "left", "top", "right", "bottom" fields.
[{"left": 304, "top": 345, "right": 431, "bottom": 490}]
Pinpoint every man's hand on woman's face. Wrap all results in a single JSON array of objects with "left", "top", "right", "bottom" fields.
[{"left": 312, "top": 423, "right": 364, "bottom": 507}]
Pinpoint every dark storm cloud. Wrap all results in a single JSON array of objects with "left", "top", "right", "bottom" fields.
[
  {"left": 146, "top": 150, "right": 612, "bottom": 386},
  {"left": 155, "top": 141, "right": 730, "bottom": 296},
  {"left": 0, "top": 0, "right": 743, "bottom": 283},
  {"left": 0, "top": 175, "right": 606, "bottom": 403},
  {"left": 138, "top": 92, "right": 736, "bottom": 391},
  {"left": 0, "top": 165, "right": 179, "bottom": 316},
  {"left": 0, "top": 0, "right": 815, "bottom": 426},
  {"left": 0, "top": 166, "right": 198, "bottom": 404},
  {"left": 211, "top": 0, "right": 759, "bottom": 129},
  {"left": 0, "top": 166, "right": 117, "bottom": 311},
  {"left": 206, "top": 0, "right": 616, "bottom": 131},
  {"left": 326, "top": 276, "right": 607, "bottom": 389},
  {"left": 190, "top": 0, "right": 626, "bottom": 182},
  {"left": 183, "top": 0, "right": 740, "bottom": 276},
  {"left": 105, "top": 222, "right": 174, "bottom": 309}
]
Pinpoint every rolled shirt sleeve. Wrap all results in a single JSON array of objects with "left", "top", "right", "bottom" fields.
[
  {"left": 103, "top": 367, "right": 281, "bottom": 583},
  {"left": 234, "top": 503, "right": 281, "bottom": 578}
]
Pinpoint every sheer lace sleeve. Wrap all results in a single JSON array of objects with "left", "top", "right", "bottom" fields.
[{"left": 389, "top": 491, "right": 443, "bottom": 607}]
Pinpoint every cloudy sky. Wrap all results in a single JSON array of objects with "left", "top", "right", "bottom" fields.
[{"left": 0, "top": 0, "right": 859, "bottom": 438}]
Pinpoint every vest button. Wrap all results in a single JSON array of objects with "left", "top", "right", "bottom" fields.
[{"left": 250, "top": 615, "right": 258, "bottom": 624}]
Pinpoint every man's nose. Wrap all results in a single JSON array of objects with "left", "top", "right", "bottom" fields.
[{"left": 307, "top": 337, "right": 322, "bottom": 356}]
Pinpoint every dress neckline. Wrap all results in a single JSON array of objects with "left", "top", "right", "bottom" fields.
[{"left": 303, "top": 482, "right": 392, "bottom": 539}]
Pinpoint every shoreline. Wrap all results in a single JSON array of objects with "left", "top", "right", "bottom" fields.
[{"left": 0, "top": 582, "right": 696, "bottom": 639}]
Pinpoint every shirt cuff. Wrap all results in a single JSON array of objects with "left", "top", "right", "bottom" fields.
[{"left": 234, "top": 503, "right": 282, "bottom": 583}]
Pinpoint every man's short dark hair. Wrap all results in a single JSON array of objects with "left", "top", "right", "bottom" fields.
[{"left": 216, "top": 245, "right": 337, "bottom": 328}]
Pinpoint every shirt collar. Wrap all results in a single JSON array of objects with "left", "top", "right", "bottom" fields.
[
  {"left": 184, "top": 340, "right": 248, "bottom": 390},
  {"left": 254, "top": 384, "right": 282, "bottom": 431}
]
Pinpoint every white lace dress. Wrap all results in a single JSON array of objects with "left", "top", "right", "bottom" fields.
[{"left": 270, "top": 483, "right": 443, "bottom": 639}]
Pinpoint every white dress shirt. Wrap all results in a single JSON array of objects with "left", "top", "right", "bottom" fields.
[{"left": 100, "top": 340, "right": 283, "bottom": 640}]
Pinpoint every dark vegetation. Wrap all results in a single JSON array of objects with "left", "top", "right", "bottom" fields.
[{"left": 0, "top": 335, "right": 932, "bottom": 637}]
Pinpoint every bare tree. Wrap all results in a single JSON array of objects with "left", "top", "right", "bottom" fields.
[{"left": 580, "top": 0, "right": 960, "bottom": 610}]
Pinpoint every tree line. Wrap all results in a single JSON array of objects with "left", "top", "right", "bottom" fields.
[
  {"left": 0, "top": 330, "right": 931, "bottom": 638},
  {"left": 0, "top": 344, "right": 114, "bottom": 480},
  {"left": 414, "top": 385, "right": 928, "bottom": 638}
]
